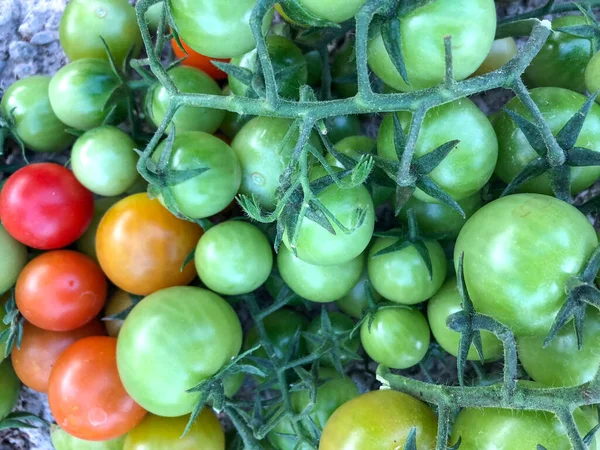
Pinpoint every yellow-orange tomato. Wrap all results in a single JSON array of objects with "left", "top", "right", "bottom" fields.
[
  {"left": 96, "top": 193, "right": 202, "bottom": 296},
  {"left": 171, "top": 39, "right": 230, "bottom": 80}
]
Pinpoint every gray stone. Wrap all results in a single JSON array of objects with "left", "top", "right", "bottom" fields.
[
  {"left": 13, "top": 62, "right": 37, "bottom": 79},
  {"left": 30, "top": 30, "right": 58, "bottom": 45},
  {"left": 46, "top": 11, "right": 62, "bottom": 30},
  {"left": 8, "top": 41, "right": 36, "bottom": 61},
  {"left": 17, "top": 12, "right": 46, "bottom": 38}
]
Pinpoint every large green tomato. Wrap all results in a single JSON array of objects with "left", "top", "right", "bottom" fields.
[
  {"left": 277, "top": 245, "right": 364, "bottom": 303},
  {"left": 335, "top": 267, "right": 381, "bottom": 319},
  {"left": 152, "top": 131, "right": 241, "bottom": 219},
  {"left": 455, "top": 194, "right": 598, "bottom": 337},
  {"left": 319, "top": 390, "right": 438, "bottom": 450},
  {"left": 71, "top": 126, "right": 139, "bottom": 196},
  {"left": 585, "top": 50, "right": 600, "bottom": 96},
  {"left": 194, "top": 220, "right": 273, "bottom": 295},
  {"left": 305, "top": 312, "right": 359, "bottom": 367},
  {"left": 49, "top": 59, "right": 125, "bottom": 130},
  {"left": 0, "top": 224, "right": 27, "bottom": 295},
  {"left": 518, "top": 307, "right": 600, "bottom": 387},
  {"left": 51, "top": 425, "right": 125, "bottom": 450},
  {"left": 59, "top": 0, "right": 142, "bottom": 69},
  {"left": 169, "top": 0, "right": 274, "bottom": 59},
  {"left": 229, "top": 35, "right": 307, "bottom": 100},
  {"left": 117, "top": 286, "right": 243, "bottom": 417},
  {"left": 367, "top": 0, "right": 496, "bottom": 92},
  {"left": 230, "top": 117, "right": 322, "bottom": 210},
  {"left": 296, "top": 0, "right": 366, "bottom": 23},
  {"left": 524, "top": 16, "right": 593, "bottom": 93},
  {"left": 282, "top": 167, "right": 375, "bottom": 266},
  {"left": 0, "top": 76, "right": 74, "bottom": 152},
  {"left": 493, "top": 87, "right": 600, "bottom": 195},
  {"left": 148, "top": 66, "right": 225, "bottom": 134},
  {"left": 360, "top": 307, "right": 430, "bottom": 369},
  {"left": 377, "top": 98, "right": 498, "bottom": 202},
  {"left": 0, "top": 359, "right": 20, "bottom": 421},
  {"left": 428, "top": 278, "right": 503, "bottom": 361},
  {"left": 368, "top": 237, "right": 446, "bottom": 305}
]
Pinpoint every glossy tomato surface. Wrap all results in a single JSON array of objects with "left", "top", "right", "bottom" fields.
[
  {"left": 51, "top": 424, "right": 125, "bottom": 450},
  {"left": 335, "top": 267, "right": 381, "bottom": 319},
  {"left": 172, "top": 38, "right": 230, "bottom": 80}
]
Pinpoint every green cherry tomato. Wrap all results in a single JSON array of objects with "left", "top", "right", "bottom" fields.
[
  {"left": 472, "top": 37, "right": 518, "bottom": 76},
  {"left": 331, "top": 39, "right": 357, "bottom": 98},
  {"left": 282, "top": 167, "right": 375, "bottom": 266},
  {"left": 518, "top": 308, "right": 600, "bottom": 387},
  {"left": 229, "top": 35, "right": 307, "bottom": 100},
  {"left": 360, "top": 307, "right": 430, "bottom": 369},
  {"left": 117, "top": 286, "right": 243, "bottom": 417},
  {"left": 219, "top": 86, "right": 254, "bottom": 139},
  {"left": 149, "top": 66, "right": 225, "bottom": 134},
  {"left": 320, "top": 390, "right": 438, "bottom": 450},
  {"left": 450, "top": 406, "right": 594, "bottom": 450},
  {"left": 397, "top": 192, "right": 483, "bottom": 240},
  {"left": 494, "top": 87, "right": 600, "bottom": 195},
  {"left": 378, "top": 98, "right": 498, "bottom": 202},
  {"left": 51, "top": 425, "right": 125, "bottom": 450},
  {"left": 49, "top": 59, "right": 125, "bottom": 130},
  {"left": 231, "top": 117, "right": 322, "bottom": 210},
  {"left": 0, "top": 359, "right": 20, "bottom": 421},
  {"left": 585, "top": 50, "right": 600, "bottom": 96},
  {"left": 278, "top": 245, "right": 364, "bottom": 303},
  {"left": 0, "top": 76, "right": 74, "bottom": 152},
  {"left": 76, "top": 197, "right": 122, "bottom": 262},
  {"left": 71, "top": 126, "right": 139, "bottom": 197},
  {"left": 455, "top": 193, "right": 598, "bottom": 337},
  {"left": 59, "top": 0, "right": 142, "bottom": 69},
  {"left": 304, "top": 50, "right": 323, "bottom": 87},
  {"left": 324, "top": 115, "right": 361, "bottom": 144},
  {"left": 0, "top": 224, "right": 27, "bottom": 295},
  {"left": 368, "top": 237, "right": 446, "bottom": 305},
  {"left": 296, "top": 0, "right": 366, "bottom": 23},
  {"left": 152, "top": 131, "right": 241, "bottom": 219},
  {"left": 145, "top": 3, "right": 163, "bottom": 33},
  {"left": 169, "top": 0, "right": 274, "bottom": 59},
  {"left": 524, "top": 16, "right": 593, "bottom": 93},
  {"left": 367, "top": 0, "right": 496, "bottom": 92},
  {"left": 335, "top": 267, "right": 381, "bottom": 319},
  {"left": 194, "top": 220, "right": 273, "bottom": 295},
  {"left": 305, "top": 312, "right": 359, "bottom": 367},
  {"left": 428, "top": 278, "right": 503, "bottom": 361}
]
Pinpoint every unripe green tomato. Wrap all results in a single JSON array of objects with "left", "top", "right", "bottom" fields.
[
  {"left": 144, "top": 3, "right": 163, "bottom": 33},
  {"left": 51, "top": 424, "right": 125, "bottom": 450},
  {"left": 71, "top": 126, "right": 139, "bottom": 197},
  {"left": 148, "top": 66, "right": 225, "bottom": 134},
  {"left": 59, "top": 0, "right": 142, "bottom": 69},
  {"left": 219, "top": 86, "right": 254, "bottom": 139},
  {"left": 360, "top": 307, "right": 430, "bottom": 369},
  {"left": 277, "top": 246, "right": 364, "bottom": 303},
  {"left": 306, "top": 312, "right": 359, "bottom": 367},
  {"left": 296, "top": 0, "right": 366, "bottom": 23},
  {"left": 472, "top": 37, "right": 518, "bottom": 76},
  {"left": 0, "top": 76, "right": 74, "bottom": 152},
  {"left": 427, "top": 278, "right": 503, "bottom": 361},
  {"left": 368, "top": 237, "right": 447, "bottom": 305},
  {"left": 324, "top": 115, "right": 361, "bottom": 144},
  {"left": 76, "top": 196, "right": 122, "bottom": 262},
  {"left": 335, "top": 267, "right": 381, "bottom": 319},
  {"left": 332, "top": 40, "right": 357, "bottom": 98},
  {"left": 305, "top": 50, "right": 323, "bottom": 87},
  {"left": 585, "top": 50, "right": 600, "bottom": 98},
  {"left": 194, "top": 221, "right": 273, "bottom": 296},
  {"left": 0, "top": 359, "right": 20, "bottom": 421},
  {"left": 0, "top": 224, "right": 27, "bottom": 296}
]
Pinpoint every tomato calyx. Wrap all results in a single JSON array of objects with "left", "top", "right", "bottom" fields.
[
  {"left": 0, "top": 291, "right": 24, "bottom": 360},
  {"left": 554, "top": 5, "right": 600, "bottom": 51}
]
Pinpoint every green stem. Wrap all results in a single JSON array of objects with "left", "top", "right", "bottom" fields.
[{"left": 498, "top": 0, "right": 600, "bottom": 25}]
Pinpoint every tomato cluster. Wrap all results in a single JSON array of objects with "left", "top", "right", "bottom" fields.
[{"left": 1, "top": 0, "right": 600, "bottom": 449}]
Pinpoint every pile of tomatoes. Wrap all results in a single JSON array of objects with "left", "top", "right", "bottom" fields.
[{"left": 1, "top": 0, "right": 600, "bottom": 449}]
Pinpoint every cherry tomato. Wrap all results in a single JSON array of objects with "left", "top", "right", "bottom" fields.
[
  {"left": 472, "top": 37, "right": 518, "bottom": 76},
  {"left": 0, "top": 359, "right": 20, "bottom": 421},
  {"left": 335, "top": 267, "right": 381, "bottom": 319},
  {"left": 172, "top": 39, "right": 230, "bottom": 80},
  {"left": 297, "top": 0, "right": 366, "bottom": 23},
  {"left": 95, "top": 193, "right": 202, "bottom": 296},
  {"left": 11, "top": 320, "right": 106, "bottom": 393},
  {"left": 103, "top": 289, "right": 136, "bottom": 337},
  {"left": 76, "top": 197, "right": 122, "bottom": 263},
  {"left": 332, "top": 39, "right": 357, "bottom": 99},
  {"left": 51, "top": 424, "right": 125, "bottom": 450},
  {"left": 0, "top": 163, "right": 94, "bottom": 250},
  {"left": 585, "top": 50, "right": 600, "bottom": 96},
  {"left": 48, "top": 336, "right": 146, "bottom": 441},
  {"left": 306, "top": 313, "right": 359, "bottom": 367},
  {"left": 324, "top": 116, "right": 361, "bottom": 144},
  {"left": 305, "top": 50, "right": 322, "bottom": 87},
  {"left": 0, "top": 225, "right": 27, "bottom": 295}
]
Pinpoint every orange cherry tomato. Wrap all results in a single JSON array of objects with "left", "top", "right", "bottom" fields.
[
  {"left": 16, "top": 250, "right": 107, "bottom": 331},
  {"left": 95, "top": 193, "right": 203, "bottom": 296},
  {"left": 103, "top": 289, "right": 136, "bottom": 337},
  {"left": 48, "top": 336, "right": 146, "bottom": 441},
  {"left": 171, "top": 39, "right": 230, "bottom": 80},
  {"left": 11, "top": 320, "right": 106, "bottom": 393}
]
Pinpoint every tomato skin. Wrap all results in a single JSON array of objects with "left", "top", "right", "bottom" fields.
[
  {"left": 11, "top": 320, "right": 105, "bottom": 393},
  {"left": 76, "top": 197, "right": 122, "bottom": 263},
  {"left": 49, "top": 59, "right": 125, "bottom": 131},
  {"left": 306, "top": 313, "right": 359, "bottom": 367},
  {"left": 51, "top": 424, "right": 126, "bottom": 450},
  {"left": 172, "top": 39, "right": 230, "bottom": 80},
  {"left": 16, "top": 250, "right": 107, "bottom": 332},
  {"left": 0, "top": 76, "right": 74, "bottom": 152},
  {"left": 278, "top": 246, "right": 364, "bottom": 303},
  {"left": 169, "top": 0, "right": 274, "bottom": 59},
  {"left": 95, "top": 193, "right": 203, "bottom": 296},
  {"left": 153, "top": 131, "right": 241, "bottom": 219},
  {"left": 149, "top": 66, "right": 225, "bottom": 134},
  {"left": 585, "top": 50, "right": 600, "bottom": 96},
  {"left": 472, "top": 37, "right": 518, "bottom": 76},
  {"left": 428, "top": 278, "right": 502, "bottom": 361},
  {"left": 319, "top": 390, "right": 438, "bottom": 450},
  {"left": 335, "top": 267, "right": 381, "bottom": 319},
  {"left": 117, "top": 286, "right": 242, "bottom": 417},
  {"left": 0, "top": 225, "right": 27, "bottom": 295},
  {"left": 325, "top": 116, "right": 361, "bottom": 145},
  {"left": 0, "top": 359, "right": 20, "bottom": 421},
  {"left": 367, "top": 0, "right": 496, "bottom": 92},
  {"left": 360, "top": 307, "right": 430, "bottom": 369},
  {"left": 71, "top": 126, "right": 139, "bottom": 197},
  {"left": 195, "top": 221, "right": 273, "bottom": 295},
  {"left": 518, "top": 308, "right": 600, "bottom": 387},
  {"left": 524, "top": 16, "right": 593, "bottom": 93},
  {"left": 103, "top": 289, "right": 135, "bottom": 337},
  {"left": 124, "top": 411, "right": 224, "bottom": 450},
  {"left": 455, "top": 194, "right": 598, "bottom": 337},
  {"left": 378, "top": 99, "right": 498, "bottom": 203},
  {"left": 59, "top": 0, "right": 141, "bottom": 68},
  {"left": 296, "top": 0, "right": 365, "bottom": 23},
  {"left": 0, "top": 163, "right": 94, "bottom": 250}
]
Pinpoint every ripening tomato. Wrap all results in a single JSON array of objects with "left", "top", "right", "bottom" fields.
[
  {"left": 11, "top": 320, "right": 106, "bottom": 393},
  {"left": 0, "top": 224, "right": 27, "bottom": 296},
  {"left": 0, "top": 163, "right": 94, "bottom": 250},
  {"left": 16, "top": 250, "right": 107, "bottom": 331},
  {"left": 172, "top": 39, "right": 230, "bottom": 80},
  {"left": 95, "top": 193, "right": 203, "bottom": 296},
  {"left": 48, "top": 336, "right": 146, "bottom": 441}
]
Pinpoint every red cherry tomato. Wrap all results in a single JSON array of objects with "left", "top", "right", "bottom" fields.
[{"left": 171, "top": 39, "right": 230, "bottom": 80}]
